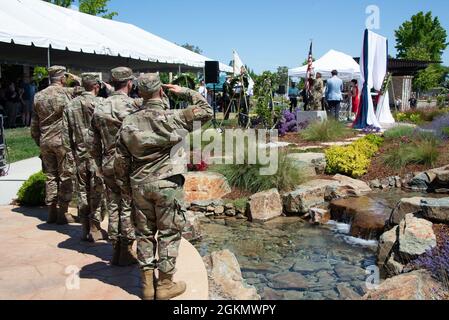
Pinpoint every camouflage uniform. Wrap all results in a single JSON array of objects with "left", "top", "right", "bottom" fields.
[
  {"left": 114, "top": 74, "right": 213, "bottom": 277},
  {"left": 31, "top": 66, "right": 77, "bottom": 223},
  {"left": 63, "top": 73, "right": 107, "bottom": 241},
  {"left": 88, "top": 67, "right": 141, "bottom": 247},
  {"left": 310, "top": 77, "right": 324, "bottom": 111}
]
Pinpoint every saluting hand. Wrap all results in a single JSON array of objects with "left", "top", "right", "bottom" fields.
[{"left": 162, "top": 84, "right": 183, "bottom": 95}]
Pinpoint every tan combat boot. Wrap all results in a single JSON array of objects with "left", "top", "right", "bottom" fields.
[
  {"left": 80, "top": 218, "right": 90, "bottom": 241},
  {"left": 47, "top": 204, "right": 58, "bottom": 224},
  {"left": 111, "top": 240, "right": 121, "bottom": 266},
  {"left": 155, "top": 272, "right": 186, "bottom": 300},
  {"left": 118, "top": 240, "right": 138, "bottom": 266},
  {"left": 56, "top": 203, "right": 76, "bottom": 225},
  {"left": 141, "top": 270, "right": 155, "bottom": 300},
  {"left": 88, "top": 220, "right": 108, "bottom": 242}
]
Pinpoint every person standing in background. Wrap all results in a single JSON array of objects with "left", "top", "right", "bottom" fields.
[
  {"left": 22, "top": 78, "right": 37, "bottom": 127},
  {"left": 350, "top": 79, "right": 360, "bottom": 119},
  {"left": 310, "top": 73, "right": 324, "bottom": 111},
  {"left": 325, "top": 70, "right": 343, "bottom": 119},
  {"left": 198, "top": 80, "right": 207, "bottom": 99},
  {"left": 5, "top": 82, "right": 21, "bottom": 128},
  {"left": 288, "top": 82, "right": 299, "bottom": 112}
]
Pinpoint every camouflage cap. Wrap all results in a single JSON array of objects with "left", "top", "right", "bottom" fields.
[
  {"left": 81, "top": 73, "right": 100, "bottom": 84},
  {"left": 111, "top": 67, "right": 135, "bottom": 82},
  {"left": 137, "top": 73, "right": 162, "bottom": 95},
  {"left": 48, "top": 66, "right": 66, "bottom": 78}
]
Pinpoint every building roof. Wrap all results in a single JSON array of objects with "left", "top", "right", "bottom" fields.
[{"left": 354, "top": 57, "right": 437, "bottom": 76}]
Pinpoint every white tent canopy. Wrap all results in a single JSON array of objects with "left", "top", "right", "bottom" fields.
[
  {"left": 0, "top": 0, "right": 232, "bottom": 73},
  {"left": 288, "top": 49, "right": 361, "bottom": 81}
]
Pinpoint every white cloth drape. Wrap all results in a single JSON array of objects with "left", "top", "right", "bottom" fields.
[
  {"left": 376, "top": 91, "right": 396, "bottom": 124},
  {"left": 359, "top": 31, "right": 386, "bottom": 129},
  {"left": 233, "top": 50, "right": 255, "bottom": 96}
]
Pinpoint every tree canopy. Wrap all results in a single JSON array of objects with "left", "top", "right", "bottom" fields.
[
  {"left": 395, "top": 11, "right": 448, "bottom": 92},
  {"left": 44, "top": 0, "right": 117, "bottom": 19},
  {"left": 395, "top": 11, "right": 447, "bottom": 62},
  {"left": 180, "top": 43, "right": 203, "bottom": 54}
]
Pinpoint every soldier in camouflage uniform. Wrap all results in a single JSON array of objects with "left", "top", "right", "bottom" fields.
[
  {"left": 31, "top": 66, "right": 78, "bottom": 225},
  {"left": 310, "top": 72, "right": 324, "bottom": 111},
  {"left": 114, "top": 74, "right": 213, "bottom": 300},
  {"left": 63, "top": 73, "right": 109, "bottom": 242},
  {"left": 88, "top": 67, "right": 141, "bottom": 266}
]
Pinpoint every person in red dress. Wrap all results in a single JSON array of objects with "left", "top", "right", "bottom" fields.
[{"left": 350, "top": 79, "right": 360, "bottom": 119}]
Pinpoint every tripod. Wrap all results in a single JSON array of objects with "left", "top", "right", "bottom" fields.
[{"left": 219, "top": 74, "right": 250, "bottom": 129}]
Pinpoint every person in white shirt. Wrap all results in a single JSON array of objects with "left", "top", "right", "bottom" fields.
[{"left": 198, "top": 80, "right": 208, "bottom": 99}]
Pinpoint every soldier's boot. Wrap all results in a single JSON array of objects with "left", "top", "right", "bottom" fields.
[
  {"left": 88, "top": 220, "right": 108, "bottom": 242},
  {"left": 141, "top": 270, "right": 155, "bottom": 300},
  {"left": 118, "top": 240, "right": 138, "bottom": 266},
  {"left": 111, "top": 240, "right": 121, "bottom": 266},
  {"left": 155, "top": 272, "right": 186, "bottom": 300},
  {"left": 56, "top": 203, "right": 76, "bottom": 225},
  {"left": 80, "top": 218, "right": 90, "bottom": 241},
  {"left": 47, "top": 204, "right": 58, "bottom": 224}
]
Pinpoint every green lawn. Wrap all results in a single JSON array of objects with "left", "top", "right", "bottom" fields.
[{"left": 4, "top": 127, "right": 40, "bottom": 163}]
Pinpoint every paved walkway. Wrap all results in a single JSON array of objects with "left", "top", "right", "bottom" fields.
[
  {"left": 0, "top": 157, "right": 42, "bottom": 205},
  {"left": 0, "top": 205, "right": 208, "bottom": 300}
]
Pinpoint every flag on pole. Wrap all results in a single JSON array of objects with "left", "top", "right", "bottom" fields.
[
  {"left": 233, "top": 50, "right": 255, "bottom": 96},
  {"left": 305, "top": 41, "right": 314, "bottom": 93}
]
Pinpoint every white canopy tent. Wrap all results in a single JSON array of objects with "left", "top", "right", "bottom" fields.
[
  {"left": 288, "top": 49, "right": 361, "bottom": 81},
  {"left": 0, "top": 0, "right": 232, "bottom": 73}
]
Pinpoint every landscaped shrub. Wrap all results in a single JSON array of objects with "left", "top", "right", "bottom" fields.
[
  {"left": 423, "top": 114, "right": 449, "bottom": 140},
  {"left": 325, "top": 135, "right": 381, "bottom": 178},
  {"left": 213, "top": 152, "right": 305, "bottom": 194},
  {"left": 383, "top": 136, "right": 440, "bottom": 169},
  {"left": 325, "top": 145, "right": 371, "bottom": 178},
  {"left": 394, "top": 108, "right": 449, "bottom": 124},
  {"left": 300, "top": 119, "right": 350, "bottom": 142},
  {"left": 384, "top": 126, "right": 416, "bottom": 140},
  {"left": 17, "top": 171, "right": 46, "bottom": 206}
]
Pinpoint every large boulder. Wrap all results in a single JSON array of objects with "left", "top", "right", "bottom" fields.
[
  {"left": 204, "top": 250, "right": 260, "bottom": 300},
  {"left": 325, "top": 174, "right": 372, "bottom": 200},
  {"left": 407, "top": 172, "right": 435, "bottom": 191},
  {"left": 330, "top": 196, "right": 390, "bottom": 240},
  {"left": 377, "top": 226, "right": 399, "bottom": 268},
  {"left": 183, "top": 172, "right": 231, "bottom": 203},
  {"left": 398, "top": 214, "right": 437, "bottom": 259},
  {"left": 420, "top": 198, "right": 449, "bottom": 224},
  {"left": 363, "top": 270, "right": 444, "bottom": 300},
  {"left": 248, "top": 189, "right": 283, "bottom": 223},
  {"left": 283, "top": 179, "right": 340, "bottom": 214},
  {"left": 286, "top": 153, "right": 327, "bottom": 175},
  {"left": 390, "top": 197, "right": 424, "bottom": 226}
]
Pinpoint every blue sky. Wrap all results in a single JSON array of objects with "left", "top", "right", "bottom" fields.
[{"left": 101, "top": 0, "right": 449, "bottom": 73}]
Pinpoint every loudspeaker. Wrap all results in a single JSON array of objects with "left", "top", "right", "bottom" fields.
[
  {"left": 277, "top": 85, "right": 286, "bottom": 95},
  {"left": 205, "top": 61, "right": 219, "bottom": 84}
]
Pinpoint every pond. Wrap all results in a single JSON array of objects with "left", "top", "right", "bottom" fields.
[{"left": 194, "top": 189, "right": 443, "bottom": 300}]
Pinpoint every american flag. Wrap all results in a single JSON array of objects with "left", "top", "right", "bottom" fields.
[{"left": 305, "top": 41, "right": 313, "bottom": 93}]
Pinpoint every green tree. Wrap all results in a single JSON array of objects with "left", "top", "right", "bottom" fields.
[
  {"left": 180, "top": 43, "right": 203, "bottom": 54},
  {"left": 395, "top": 11, "right": 448, "bottom": 62},
  {"left": 276, "top": 66, "right": 289, "bottom": 87},
  {"left": 395, "top": 12, "right": 448, "bottom": 92},
  {"left": 44, "top": 0, "right": 117, "bottom": 19}
]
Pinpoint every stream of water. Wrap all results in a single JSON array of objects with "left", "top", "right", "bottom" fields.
[{"left": 194, "top": 190, "right": 443, "bottom": 300}]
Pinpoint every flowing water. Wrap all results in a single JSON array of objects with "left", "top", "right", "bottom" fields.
[{"left": 194, "top": 189, "right": 444, "bottom": 300}]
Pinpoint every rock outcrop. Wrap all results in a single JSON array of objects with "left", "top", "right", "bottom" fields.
[
  {"left": 184, "top": 172, "right": 231, "bottom": 202},
  {"left": 325, "top": 174, "right": 372, "bottom": 201},
  {"left": 363, "top": 270, "right": 444, "bottom": 300},
  {"left": 407, "top": 165, "right": 449, "bottom": 192},
  {"left": 203, "top": 250, "right": 260, "bottom": 300},
  {"left": 248, "top": 189, "right": 283, "bottom": 223},
  {"left": 286, "top": 153, "right": 327, "bottom": 176},
  {"left": 390, "top": 197, "right": 423, "bottom": 226},
  {"left": 283, "top": 179, "right": 340, "bottom": 214},
  {"left": 398, "top": 214, "right": 437, "bottom": 259}
]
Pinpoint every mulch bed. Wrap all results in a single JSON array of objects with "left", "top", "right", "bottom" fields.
[
  {"left": 362, "top": 139, "right": 449, "bottom": 182},
  {"left": 223, "top": 187, "right": 253, "bottom": 201},
  {"left": 279, "top": 131, "right": 359, "bottom": 147}
]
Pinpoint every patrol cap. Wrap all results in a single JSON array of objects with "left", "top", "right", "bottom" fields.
[
  {"left": 111, "top": 67, "right": 135, "bottom": 82},
  {"left": 81, "top": 73, "right": 100, "bottom": 84},
  {"left": 48, "top": 66, "right": 67, "bottom": 78},
  {"left": 137, "top": 73, "right": 162, "bottom": 95}
]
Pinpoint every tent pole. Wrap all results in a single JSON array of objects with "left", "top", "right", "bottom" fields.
[{"left": 47, "top": 46, "right": 51, "bottom": 85}]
